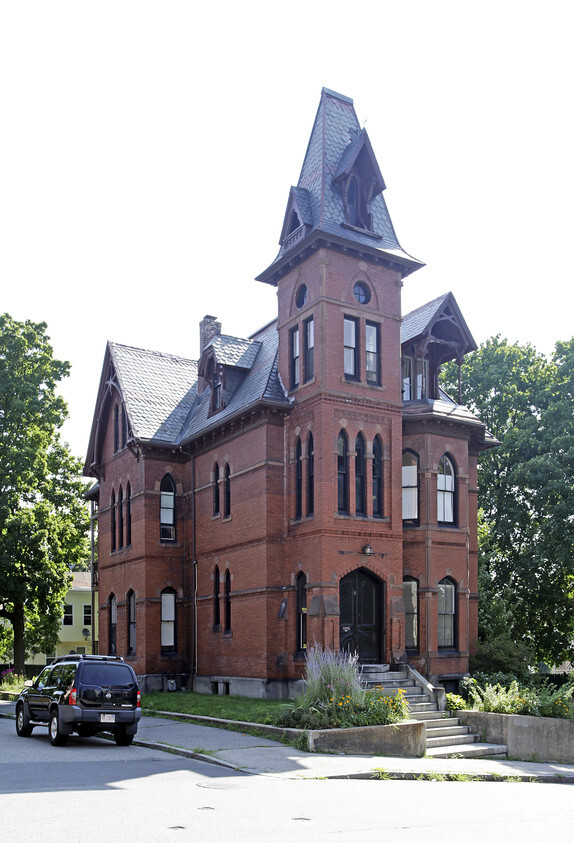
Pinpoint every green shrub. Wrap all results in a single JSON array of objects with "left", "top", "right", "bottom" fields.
[
  {"left": 463, "top": 677, "right": 574, "bottom": 719},
  {"left": 446, "top": 693, "right": 468, "bottom": 711}
]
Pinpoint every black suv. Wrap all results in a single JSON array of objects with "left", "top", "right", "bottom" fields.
[{"left": 15, "top": 654, "right": 141, "bottom": 746}]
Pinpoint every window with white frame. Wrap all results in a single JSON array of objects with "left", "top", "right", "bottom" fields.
[
  {"left": 63, "top": 604, "right": 73, "bottom": 626},
  {"left": 437, "top": 455, "right": 455, "bottom": 524},
  {"left": 160, "top": 475, "right": 176, "bottom": 541},
  {"left": 438, "top": 578, "right": 456, "bottom": 648},
  {"left": 402, "top": 451, "right": 419, "bottom": 522},
  {"left": 161, "top": 589, "right": 176, "bottom": 651}
]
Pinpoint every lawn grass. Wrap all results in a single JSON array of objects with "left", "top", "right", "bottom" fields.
[{"left": 142, "top": 691, "right": 292, "bottom": 725}]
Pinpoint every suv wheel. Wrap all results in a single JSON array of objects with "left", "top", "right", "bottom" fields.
[
  {"left": 49, "top": 710, "right": 68, "bottom": 746},
  {"left": 114, "top": 727, "right": 134, "bottom": 747},
  {"left": 16, "top": 704, "right": 33, "bottom": 737}
]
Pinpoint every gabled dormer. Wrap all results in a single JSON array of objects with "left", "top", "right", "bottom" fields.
[
  {"left": 401, "top": 293, "right": 477, "bottom": 402},
  {"left": 333, "top": 128, "right": 385, "bottom": 233},
  {"left": 279, "top": 186, "right": 314, "bottom": 254},
  {"left": 197, "top": 333, "right": 262, "bottom": 417}
]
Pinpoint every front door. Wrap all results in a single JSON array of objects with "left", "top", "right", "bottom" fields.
[{"left": 339, "top": 568, "right": 383, "bottom": 664}]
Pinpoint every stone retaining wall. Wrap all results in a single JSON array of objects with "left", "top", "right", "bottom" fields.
[{"left": 458, "top": 710, "right": 574, "bottom": 763}]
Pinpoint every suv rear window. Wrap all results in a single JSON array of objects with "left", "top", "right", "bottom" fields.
[{"left": 80, "top": 664, "right": 135, "bottom": 688}]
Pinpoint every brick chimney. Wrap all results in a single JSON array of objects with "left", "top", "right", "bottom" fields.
[{"left": 200, "top": 315, "right": 221, "bottom": 354}]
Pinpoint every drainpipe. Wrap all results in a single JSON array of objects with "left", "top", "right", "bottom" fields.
[{"left": 191, "top": 453, "right": 198, "bottom": 690}]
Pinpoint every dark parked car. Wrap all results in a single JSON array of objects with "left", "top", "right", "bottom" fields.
[{"left": 15, "top": 654, "right": 141, "bottom": 746}]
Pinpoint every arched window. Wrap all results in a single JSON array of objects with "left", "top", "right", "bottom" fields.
[
  {"left": 307, "top": 433, "right": 314, "bottom": 517},
  {"left": 110, "top": 491, "right": 116, "bottom": 552},
  {"left": 213, "top": 566, "right": 221, "bottom": 629},
  {"left": 403, "top": 577, "right": 418, "bottom": 651},
  {"left": 296, "top": 572, "right": 307, "bottom": 653},
  {"left": 109, "top": 594, "right": 117, "bottom": 655},
  {"left": 437, "top": 455, "right": 455, "bottom": 524},
  {"left": 355, "top": 433, "right": 366, "bottom": 515},
  {"left": 347, "top": 175, "right": 359, "bottom": 226},
  {"left": 224, "top": 570, "right": 231, "bottom": 633},
  {"left": 402, "top": 451, "right": 419, "bottom": 523},
  {"left": 213, "top": 463, "right": 220, "bottom": 516},
  {"left": 113, "top": 404, "right": 120, "bottom": 452},
  {"left": 337, "top": 430, "right": 349, "bottom": 514},
  {"left": 125, "top": 483, "right": 132, "bottom": 546},
  {"left": 161, "top": 588, "right": 176, "bottom": 652},
  {"left": 121, "top": 407, "right": 127, "bottom": 448},
  {"left": 289, "top": 209, "right": 301, "bottom": 234},
  {"left": 223, "top": 464, "right": 231, "bottom": 518},
  {"left": 438, "top": 577, "right": 456, "bottom": 649},
  {"left": 160, "top": 475, "right": 176, "bottom": 541},
  {"left": 372, "top": 436, "right": 383, "bottom": 518},
  {"left": 127, "top": 590, "right": 136, "bottom": 655},
  {"left": 295, "top": 437, "right": 302, "bottom": 519},
  {"left": 117, "top": 486, "right": 124, "bottom": 549}
]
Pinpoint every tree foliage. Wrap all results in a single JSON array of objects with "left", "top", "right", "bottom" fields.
[
  {"left": 0, "top": 314, "right": 89, "bottom": 671},
  {"left": 442, "top": 336, "right": 574, "bottom": 667}
]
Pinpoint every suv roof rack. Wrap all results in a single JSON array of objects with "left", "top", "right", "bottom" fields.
[{"left": 52, "top": 654, "right": 125, "bottom": 664}]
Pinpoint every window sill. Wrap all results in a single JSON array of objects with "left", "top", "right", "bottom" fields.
[
  {"left": 223, "top": 631, "right": 233, "bottom": 639},
  {"left": 222, "top": 515, "right": 232, "bottom": 523},
  {"left": 212, "top": 624, "right": 221, "bottom": 633}
]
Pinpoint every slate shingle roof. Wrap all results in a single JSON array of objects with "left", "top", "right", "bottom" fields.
[
  {"left": 109, "top": 343, "right": 199, "bottom": 444},
  {"left": 401, "top": 293, "right": 452, "bottom": 345},
  {"left": 209, "top": 334, "right": 261, "bottom": 369},
  {"left": 259, "top": 88, "right": 424, "bottom": 281},
  {"left": 179, "top": 320, "right": 287, "bottom": 443},
  {"left": 101, "top": 321, "right": 288, "bottom": 451}
]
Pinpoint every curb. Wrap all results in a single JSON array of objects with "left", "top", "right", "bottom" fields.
[{"left": 3, "top": 707, "right": 574, "bottom": 783}]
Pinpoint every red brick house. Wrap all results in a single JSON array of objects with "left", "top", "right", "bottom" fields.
[{"left": 85, "top": 89, "right": 496, "bottom": 695}]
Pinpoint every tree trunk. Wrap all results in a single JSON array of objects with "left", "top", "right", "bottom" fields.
[{"left": 12, "top": 603, "right": 26, "bottom": 675}]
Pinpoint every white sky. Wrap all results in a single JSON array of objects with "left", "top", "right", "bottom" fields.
[{"left": 1, "top": 1, "right": 573, "bottom": 461}]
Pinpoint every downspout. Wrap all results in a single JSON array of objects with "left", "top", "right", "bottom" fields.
[{"left": 191, "top": 452, "right": 198, "bottom": 690}]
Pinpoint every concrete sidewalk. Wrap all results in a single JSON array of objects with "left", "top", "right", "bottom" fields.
[{"left": 2, "top": 698, "right": 574, "bottom": 783}]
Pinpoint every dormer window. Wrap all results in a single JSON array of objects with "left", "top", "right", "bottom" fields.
[
  {"left": 213, "top": 372, "right": 222, "bottom": 410},
  {"left": 288, "top": 210, "right": 301, "bottom": 234}
]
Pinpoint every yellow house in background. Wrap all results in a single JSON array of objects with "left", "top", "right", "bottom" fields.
[{"left": 28, "top": 572, "right": 99, "bottom": 665}]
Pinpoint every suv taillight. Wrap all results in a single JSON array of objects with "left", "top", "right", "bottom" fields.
[
  {"left": 69, "top": 688, "right": 77, "bottom": 705},
  {"left": 136, "top": 690, "right": 141, "bottom": 708}
]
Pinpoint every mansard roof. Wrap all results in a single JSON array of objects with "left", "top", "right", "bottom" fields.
[
  {"left": 402, "top": 292, "right": 477, "bottom": 363},
  {"left": 257, "top": 88, "right": 424, "bottom": 285},
  {"left": 84, "top": 321, "right": 288, "bottom": 473}
]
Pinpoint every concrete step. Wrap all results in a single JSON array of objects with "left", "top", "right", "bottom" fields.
[
  {"left": 427, "top": 732, "right": 477, "bottom": 748},
  {"left": 364, "top": 678, "right": 416, "bottom": 689},
  {"left": 425, "top": 725, "right": 474, "bottom": 742},
  {"left": 426, "top": 742, "right": 508, "bottom": 759},
  {"left": 425, "top": 718, "right": 467, "bottom": 731},
  {"left": 407, "top": 710, "right": 447, "bottom": 722},
  {"left": 407, "top": 702, "right": 438, "bottom": 713}
]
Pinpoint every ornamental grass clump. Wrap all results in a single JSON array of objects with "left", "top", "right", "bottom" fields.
[{"left": 277, "top": 645, "right": 409, "bottom": 730}]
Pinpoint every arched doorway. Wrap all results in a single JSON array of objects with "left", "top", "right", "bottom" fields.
[{"left": 339, "top": 568, "right": 384, "bottom": 664}]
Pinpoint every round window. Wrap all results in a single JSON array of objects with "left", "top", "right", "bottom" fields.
[
  {"left": 353, "top": 281, "right": 371, "bottom": 305},
  {"left": 295, "top": 284, "right": 308, "bottom": 308}
]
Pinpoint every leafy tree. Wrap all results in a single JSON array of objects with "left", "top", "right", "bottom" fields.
[
  {"left": 442, "top": 336, "right": 574, "bottom": 667},
  {"left": 0, "top": 314, "right": 89, "bottom": 672}
]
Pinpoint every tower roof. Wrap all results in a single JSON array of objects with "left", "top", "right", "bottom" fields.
[{"left": 257, "top": 88, "right": 424, "bottom": 284}]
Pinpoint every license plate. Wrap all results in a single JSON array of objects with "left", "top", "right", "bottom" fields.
[{"left": 100, "top": 714, "right": 116, "bottom": 723}]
